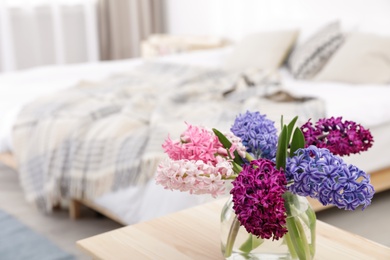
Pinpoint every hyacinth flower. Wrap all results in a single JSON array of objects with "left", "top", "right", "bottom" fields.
[
  {"left": 222, "top": 116, "right": 317, "bottom": 259},
  {"left": 156, "top": 158, "right": 233, "bottom": 198},
  {"left": 155, "top": 112, "right": 375, "bottom": 260},
  {"left": 231, "top": 111, "right": 278, "bottom": 160},
  {"left": 222, "top": 114, "right": 374, "bottom": 259},
  {"left": 156, "top": 123, "right": 247, "bottom": 197},
  {"left": 285, "top": 145, "right": 375, "bottom": 210},
  {"left": 301, "top": 117, "right": 374, "bottom": 156},
  {"left": 231, "top": 159, "right": 288, "bottom": 240},
  {"left": 223, "top": 159, "right": 288, "bottom": 257}
]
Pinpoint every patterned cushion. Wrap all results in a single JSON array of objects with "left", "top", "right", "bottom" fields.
[
  {"left": 315, "top": 32, "right": 390, "bottom": 84},
  {"left": 288, "top": 21, "right": 345, "bottom": 79}
]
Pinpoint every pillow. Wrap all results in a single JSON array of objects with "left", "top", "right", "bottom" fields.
[
  {"left": 315, "top": 33, "right": 390, "bottom": 84},
  {"left": 288, "top": 21, "right": 344, "bottom": 79},
  {"left": 224, "top": 30, "right": 299, "bottom": 72}
]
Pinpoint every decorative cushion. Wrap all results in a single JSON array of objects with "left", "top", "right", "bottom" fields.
[
  {"left": 224, "top": 30, "right": 299, "bottom": 72},
  {"left": 288, "top": 21, "right": 344, "bottom": 79},
  {"left": 314, "top": 32, "right": 390, "bottom": 84}
]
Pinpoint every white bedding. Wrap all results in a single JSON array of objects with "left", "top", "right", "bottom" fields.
[
  {"left": 1, "top": 47, "right": 389, "bottom": 225},
  {"left": 280, "top": 69, "right": 390, "bottom": 127}
]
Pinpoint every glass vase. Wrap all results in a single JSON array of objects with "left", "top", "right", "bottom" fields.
[{"left": 221, "top": 191, "right": 316, "bottom": 260}]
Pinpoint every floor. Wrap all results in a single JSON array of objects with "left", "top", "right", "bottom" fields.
[
  {"left": 1, "top": 162, "right": 390, "bottom": 260},
  {"left": 0, "top": 163, "right": 122, "bottom": 259}
]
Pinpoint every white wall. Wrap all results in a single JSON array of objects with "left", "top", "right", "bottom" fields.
[{"left": 164, "top": 0, "right": 390, "bottom": 42}]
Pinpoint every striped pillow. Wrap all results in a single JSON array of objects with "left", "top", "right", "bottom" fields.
[{"left": 288, "top": 21, "right": 345, "bottom": 79}]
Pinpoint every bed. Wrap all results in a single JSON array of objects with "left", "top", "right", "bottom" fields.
[{"left": 1, "top": 17, "right": 390, "bottom": 225}]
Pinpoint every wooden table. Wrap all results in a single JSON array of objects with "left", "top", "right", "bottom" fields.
[{"left": 77, "top": 199, "right": 390, "bottom": 260}]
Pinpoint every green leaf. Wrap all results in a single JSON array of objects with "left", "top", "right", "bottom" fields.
[
  {"left": 239, "top": 234, "right": 264, "bottom": 253},
  {"left": 276, "top": 125, "right": 288, "bottom": 170},
  {"left": 212, "top": 128, "right": 244, "bottom": 166},
  {"left": 233, "top": 151, "right": 245, "bottom": 165},
  {"left": 287, "top": 116, "right": 299, "bottom": 144},
  {"left": 290, "top": 127, "right": 305, "bottom": 157},
  {"left": 212, "top": 128, "right": 232, "bottom": 149}
]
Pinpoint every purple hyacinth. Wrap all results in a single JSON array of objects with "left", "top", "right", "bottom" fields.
[
  {"left": 231, "top": 159, "right": 288, "bottom": 240},
  {"left": 231, "top": 111, "right": 278, "bottom": 160},
  {"left": 301, "top": 117, "right": 374, "bottom": 156},
  {"left": 285, "top": 146, "right": 374, "bottom": 210}
]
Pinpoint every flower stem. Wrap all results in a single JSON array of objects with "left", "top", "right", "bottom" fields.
[
  {"left": 239, "top": 234, "right": 264, "bottom": 253},
  {"left": 286, "top": 216, "right": 311, "bottom": 260},
  {"left": 284, "top": 192, "right": 312, "bottom": 260},
  {"left": 245, "top": 153, "right": 255, "bottom": 161},
  {"left": 306, "top": 207, "right": 317, "bottom": 256},
  {"left": 232, "top": 162, "right": 243, "bottom": 174},
  {"left": 224, "top": 215, "right": 241, "bottom": 258},
  {"left": 284, "top": 231, "right": 298, "bottom": 259}
]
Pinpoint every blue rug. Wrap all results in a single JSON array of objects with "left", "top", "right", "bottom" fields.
[{"left": 0, "top": 209, "right": 75, "bottom": 260}]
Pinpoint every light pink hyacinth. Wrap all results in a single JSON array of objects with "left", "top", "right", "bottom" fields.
[{"left": 156, "top": 158, "right": 233, "bottom": 198}]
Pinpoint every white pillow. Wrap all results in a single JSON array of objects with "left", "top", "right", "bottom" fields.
[
  {"left": 288, "top": 21, "right": 344, "bottom": 79},
  {"left": 315, "top": 33, "right": 390, "bottom": 84},
  {"left": 224, "top": 30, "right": 299, "bottom": 72}
]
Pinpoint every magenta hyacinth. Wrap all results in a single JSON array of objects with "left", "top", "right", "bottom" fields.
[
  {"left": 230, "top": 159, "right": 288, "bottom": 240},
  {"left": 301, "top": 117, "right": 373, "bottom": 156}
]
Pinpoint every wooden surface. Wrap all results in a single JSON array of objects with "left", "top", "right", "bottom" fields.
[{"left": 77, "top": 199, "right": 390, "bottom": 260}]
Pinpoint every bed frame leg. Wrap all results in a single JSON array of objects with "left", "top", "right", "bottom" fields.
[{"left": 69, "top": 199, "right": 81, "bottom": 220}]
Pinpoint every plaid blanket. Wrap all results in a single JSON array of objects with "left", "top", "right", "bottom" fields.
[
  {"left": 11, "top": 63, "right": 243, "bottom": 211},
  {"left": 11, "top": 62, "right": 324, "bottom": 212}
]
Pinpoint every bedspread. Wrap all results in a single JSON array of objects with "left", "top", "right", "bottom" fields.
[
  {"left": 10, "top": 63, "right": 241, "bottom": 211},
  {"left": 11, "top": 62, "right": 324, "bottom": 212}
]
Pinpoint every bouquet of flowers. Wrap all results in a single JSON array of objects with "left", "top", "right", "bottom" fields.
[{"left": 155, "top": 111, "right": 374, "bottom": 259}]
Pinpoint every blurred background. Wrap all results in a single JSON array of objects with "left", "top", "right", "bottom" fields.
[
  {"left": 1, "top": 1, "right": 389, "bottom": 258},
  {"left": 1, "top": 0, "right": 389, "bottom": 73}
]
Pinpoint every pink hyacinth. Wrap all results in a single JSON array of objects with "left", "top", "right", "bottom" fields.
[
  {"left": 162, "top": 123, "right": 246, "bottom": 165},
  {"left": 162, "top": 123, "right": 223, "bottom": 165}
]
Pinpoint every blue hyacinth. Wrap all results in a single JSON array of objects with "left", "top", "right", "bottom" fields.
[
  {"left": 285, "top": 145, "right": 375, "bottom": 210},
  {"left": 230, "top": 111, "right": 278, "bottom": 160}
]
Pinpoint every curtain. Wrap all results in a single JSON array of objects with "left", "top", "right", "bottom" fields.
[
  {"left": 0, "top": 0, "right": 99, "bottom": 73},
  {"left": 97, "top": 0, "right": 164, "bottom": 60}
]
